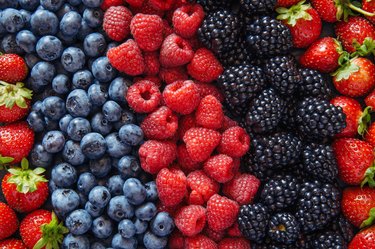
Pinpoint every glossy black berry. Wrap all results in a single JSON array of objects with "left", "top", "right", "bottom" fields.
[
  {"left": 311, "top": 231, "right": 347, "bottom": 249},
  {"left": 268, "top": 213, "right": 300, "bottom": 245},
  {"left": 299, "top": 68, "right": 332, "bottom": 100},
  {"left": 238, "top": 203, "right": 270, "bottom": 242},
  {"left": 240, "top": 0, "right": 277, "bottom": 15}
]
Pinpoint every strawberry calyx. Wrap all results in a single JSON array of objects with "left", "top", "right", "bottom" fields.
[
  {"left": 332, "top": 56, "right": 360, "bottom": 81},
  {"left": 360, "top": 207, "right": 375, "bottom": 228},
  {"left": 362, "top": 164, "right": 375, "bottom": 188},
  {"left": 358, "top": 106, "right": 372, "bottom": 136},
  {"left": 0, "top": 80, "right": 32, "bottom": 109},
  {"left": 0, "top": 155, "right": 14, "bottom": 170},
  {"left": 33, "top": 212, "right": 69, "bottom": 249},
  {"left": 352, "top": 37, "right": 375, "bottom": 57},
  {"left": 7, "top": 158, "right": 48, "bottom": 194},
  {"left": 276, "top": 1, "right": 312, "bottom": 26}
]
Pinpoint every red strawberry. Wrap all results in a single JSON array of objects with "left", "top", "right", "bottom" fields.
[
  {"left": 0, "top": 81, "right": 32, "bottom": 123},
  {"left": 365, "top": 88, "right": 375, "bottom": 109},
  {"left": 342, "top": 187, "right": 375, "bottom": 228},
  {"left": 333, "top": 57, "right": 375, "bottom": 97},
  {"left": 20, "top": 210, "right": 68, "bottom": 249},
  {"left": 174, "top": 205, "right": 206, "bottom": 236},
  {"left": 0, "top": 202, "right": 19, "bottom": 240},
  {"left": 276, "top": 2, "right": 322, "bottom": 48},
  {"left": 0, "top": 121, "right": 34, "bottom": 163},
  {"left": 365, "top": 123, "right": 375, "bottom": 147},
  {"left": 0, "top": 53, "right": 28, "bottom": 84},
  {"left": 156, "top": 168, "right": 187, "bottom": 207},
  {"left": 206, "top": 194, "right": 239, "bottom": 232},
  {"left": 333, "top": 138, "right": 375, "bottom": 186},
  {"left": 300, "top": 37, "right": 342, "bottom": 73},
  {"left": 0, "top": 239, "right": 27, "bottom": 249},
  {"left": 363, "top": 0, "right": 375, "bottom": 24},
  {"left": 103, "top": 6, "right": 133, "bottom": 41},
  {"left": 276, "top": 0, "right": 300, "bottom": 7},
  {"left": 2, "top": 158, "right": 49, "bottom": 213},
  {"left": 223, "top": 173, "right": 260, "bottom": 205},
  {"left": 348, "top": 225, "right": 375, "bottom": 249},
  {"left": 195, "top": 95, "right": 224, "bottom": 130}
]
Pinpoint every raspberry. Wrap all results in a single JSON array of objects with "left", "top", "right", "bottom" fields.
[
  {"left": 183, "top": 127, "right": 221, "bottom": 162},
  {"left": 187, "top": 170, "right": 219, "bottom": 203},
  {"left": 141, "top": 106, "right": 178, "bottom": 140},
  {"left": 107, "top": 39, "right": 145, "bottom": 76},
  {"left": 175, "top": 205, "right": 207, "bottom": 236},
  {"left": 101, "top": 0, "right": 124, "bottom": 10},
  {"left": 173, "top": 4, "right": 205, "bottom": 38},
  {"left": 218, "top": 238, "right": 251, "bottom": 249},
  {"left": 131, "top": 0, "right": 165, "bottom": 16},
  {"left": 156, "top": 168, "right": 187, "bottom": 206},
  {"left": 218, "top": 126, "right": 250, "bottom": 158},
  {"left": 223, "top": 173, "right": 260, "bottom": 205},
  {"left": 143, "top": 51, "right": 160, "bottom": 76},
  {"left": 188, "top": 189, "right": 205, "bottom": 205},
  {"left": 134, "top": 76, "right": 162, "bottom": 87},
  {"left": 226, "top": 222, "right": 242, "bottom": 237},
  {"left": 187, "top": 48, "right": 224, "bottom": 83},
  {"left": 169, "top": 230, "right": 185, "bottom": 249},
  {"left": 196, "top": 83, "right": 224, "bottom": 102},
  {"left": 103, "top": 6, "right": 133, "bottom": 41},
  {"left": 139, "top": 140, "right": 176, "bottom": 174},
  {"left": 203, "top": 154, "right": 235, "bottom": 183},
  {"left": 157, "top": 202, "right": 183, "bottom": 216},
  {"left": 126, "top": 80, "right": 161, "bottom": 113},
  {"left": 185, "top": 235, "right": 217, "bottom": 249},
  {"left": 130, "top": 14, "right": 164, "bottom": 52},
  {"left": 178, "top": 114, "right": 197, "bottom": 140},
  {"left": 163, "top": 19, "right": 174, "bottom": 37},
  {"left": 177, "top": 144, "right": 201, "bottom": 173},
  {"left": 195, "top": 95, "right": 224, "bottom": 130},
  {"left": 186, "top": 36, "right": 203, "bottom": 50},
  {"left": 149, "top": 0, "right": 175, "bottom": 10},
  {"left": 207, "top": 194, "right": 239, "bottom": 231},
  {"left": 125, "top": 0, "right": 144, "bottom": 7},
  {"left": 160, "top": 34, "right": 195, "bottom": 68},
  {"left": 163, "top": 80, "right": 201, "bottom": 115},
  {"left": 204, "top": 227, "right": 225, "bottom": 242},
  {"left": 159, "top": 67, "right": 189, "bottom": 85},
  {"left": 221, "top": 116, "right": 238, "bottom": 132}
]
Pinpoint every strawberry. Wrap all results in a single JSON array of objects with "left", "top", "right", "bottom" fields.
[
  {"left": 333, "top": 57, "right": 375, "bottom": 97},
  {"left": 2, "top": 158, "right": 49, "bottom": 213},
  {"left": 0, "top": 202, "right": 19, "bottom": 240},
  {"left": 0, "top": 53, "right": 28, "bottom": 84},
  {"left": 0, "top": 81, "right": 32, "bottom": 123},
  {"left": 342, "top": 187, "right": 375, "bottom": 228},
  {"left": 333, "top": 138, "right": 375, "bottom": 186},
  {"left": 276, "top": 0, "right": 300, "bottom": 7},
  {"left": 0, "top": 239, "right": 27, "bottom": 249},
  {"left": 365, "top": 122, "right": 375, "bottom": 147},
  {"left": 363, "top": 0, "right": 375, "bottom": 24},
  {"left": 348, "top": 225, "right": 375, "bottom": 249},
  {"left": 300, "top": 37, "right": 342, "bottom": 73},
  {"left": 276, "top": 1, "right": 322, "bottom": 48},
  {"left": 0, "top": 121, "right": 34, "bottom": 163}
]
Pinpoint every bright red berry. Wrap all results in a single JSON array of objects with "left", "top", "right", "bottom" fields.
[
  {"left": 218, "top": 126, "right": 250, "bottom": 158},
  {"left": 221, "top": 116, "right": 238, "bottom": 132},
  {"left": 365, "top": 123, "right": 375, "bottom": 147},
  {"left": 0, "top": 53, "right": 28, "bottom": 84},
  {"left": 139, "top": 140, "right": 176, "bottom": 174},
  {"left": 172, "top": 4, "right": 205, "bottom": 38},
  {"left": 218, "top": 238, "right": 251, "bottom": 249},
  {"left": 143, "top": 51, "right": 160, "bottom": 76},
  {"left": 277, "top": 0, "right": 300, "bottom": 7},
  {"left": 125, "top": 0, "right": 144, "bottom": 7},
  {"left": 226, "top": 222, "right": 242, "bottom": 237},
  {"left": 203, "top": 154, "right": 235, "bottom": 183},
  {"left": 141, "top": 106, "right": 178, "bottom": 140},
  {"left": 107, "top": 39, "right": 145, "bottom": 76},
  {"left": 196, "top": 83, "right": 224, "bottom": 102},
  {"left": 348, "top": 225, "right": 375, "bottom": 249},
  {"left": 204, "top": 227, "right": 225, "bottom": 242},
  {"left": 177, "top": 144, "right": 201, "bottom": 173},
  {"left": 163, "top": 19, "right": 174, "bottom": 36},
  {"left": 365, "top": 89, "right": 375, "bottom": 109},
  {"left": 174, "top": 205, "right": 206, "bottom": 236},
  {"left": 187, "top": 48, "right": 223, "bottom": 83},
  {"left": 160, "top": 34, "right": 194, "bottom": 68},
  {"left": 195, "top": 95, "right": 223, "bottom": 130},
  {"left": 0, "top": 202, "right": 18, "bottom": 240},
  {"left": 149, "top": 0, "right": 175, "bottom": 10},
  {"left": 0, "top": 238, "right": 27, "bottom": 249},
  {"left": 126, "top": 80, "right": 162, "bottom": 113},
  {"left": 168, "top": 230, "right": 185, "bottom": 249},
  {"left": 206, "top": 194, "right": 239, "bottom": 232},
  {"left": 178, "top": 114, "right": 197, "bottom": 140},
  {"left": 187, "top": 170, "right": 220, "bottom": 204},
  {"left": 159, "top": 66, "right": 189, "bottom": 85},
  {"left": 156, "top": 168, "right": 187, "bottom": 206},
  {"left": 185, "top": 235, "right": 217, "bottom": 249},
  {"left": 100, "top": 0, "right": 123, "bottom": 10},
  {"left": 131, "top": 0, "right": 165, "bottom": 16},
  {"left": 103, "top": 6, "right": 133, "bottom": 41},
  {"left": 223, "top": 173, "right": 260, "bottom": 205}
]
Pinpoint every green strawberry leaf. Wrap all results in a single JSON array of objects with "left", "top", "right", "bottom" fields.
[
  {"left": 360, "top": 207, "right": 375, "bottom": 228},
  {"left": 0, "top": 81, "right": 32, "bottom": 109},
  {"left": 276, "top": 1, "right": 312, "bottom": 26},
  {"left": 34, "top": 212, "right": 69, "bottom": 249},
  {"left": 361, "top": 164, "right": 375, "bottom": 188},
  {"left": 352, "top": 37, "right": 375, "bottom": 57},
  {"left": 358, "top": 106, "right": 372, "bottom": 136},
  {"left": 332, "top": 57, "right": 360, "bottom": 81}
]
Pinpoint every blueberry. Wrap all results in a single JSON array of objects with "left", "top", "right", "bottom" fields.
[
  {"left": 61, "top": 47, "right": 85, "bottom": 73},
  {"left": 119, "top": 124, "right": 144, "bottom": 146},
  {"left": 91, "top": 56, "right": 116, "bottom": 83},
  {"left": 80, "top": 132, "right": 107, "bottom": 160},
  {"left": 56, "top": 30, "right": 77, "bottom": 45},
  {"left": 83, "top": 32, "right": 106, "bottom": 57},
  {"left": 106, "top": 175, "right": 124, "bottom": 197},
  {"left": 29, "top": 143, "right": 53, "bottom": 168},
  {"left": 41, "top": 96, "right": 66, "bottom": 120},
  {"left": 67, "top": 117, "right": 91, "bottom": 141},
  {"left": 82, "top": 0, "right": 103, "bottom": 8},
  {"left": 102, "top": 100, "right": 122, "bottom": 122},
  {"left": 0, "top": 0, "right": 17, "bottom": 9},
  {"left": 51, "top": 162, "right": 77, "bottom": 187},
  {"left": 113, "top": 110, "right": 135, "bottom": 130},
  {"left": 1, "top": 34, "right": 23, "bottom": 54},
  {"left": 66, "top": 89, "right": 92, "bottom": 117},
  {"left": 89, "top": 155, "right": 111, "bottom": 178},
  {"left": 111, "top": 234, "right": 137, "bottom": 249},
  {"left": 60, "top": 11, "right": 82, "bottom": 37},
  {"left": 105, "top": 133, "right": 131, "bottom": 158},
  {"left": 143, "top": 231, "right": 167, "bottom": 249},
  {"left": 52, "top": 74, "right": 71, "bottom": 94},
  {"left": 44, "top": 117, "right": 60, "bottom": 130},
  {"left": 68, "top": 0, "right": 82, "bottom": 6},
  {"left": 40, "top": 0, "right": 64, "bottom": 11},
  {"left": 59, "top": 114, "right": 73, "bottom": 133},
  {"left": 88, "top": 83, "right": 108, "bottom": 107},
  {"left": 16, "top": 30, "right": 36, "bottom": 53},
  {"left": 107, "top": 196, "right": 134, "bottom": 222},
  {"left": 91, "top": 242, "right": 106, "bottom": 249},
  {"left": 18, "top": 0, "right": 39, "bottom": 11},
  {"left": 56, "top": 3, "right": 77, "bottom": 19},
  {"left": 71, "top": 70, "right": 93, "bottom": 90},
  {"left": 135, "top": 202, "right": 157, "bottom": 222},
  {"left": 42, "top": 130, "right": 65, "bottom": 153},
  {"left": 88, "top": 186, "right": 111, "bottom": 208},
  {"left": 77, "top": 172, "right": 97, "bottom": 195},
  {"left": 36, "top": 35, "right": 63, "bottom": 61},
  {"left": 118, "top": 219, "right": 136, "bottom": 239},
  {"left": 62, "top": 234, "right": 90, "bottom": 249},
  {"left": 91, "top": 112, "right": 113, "bottom": 136},
  {"left": 106, "top": 42, "right": 118, "bottom": 53},
  {"left": 92, "top": 215, "right": 113, "bottom": 239},
  {"left": 85, "top": 201, "right": 103, "bottom": 218},
  {"left": 30, "top": 9, "right": 58, "bottom": 36},
  {"left": 27, "top": 111, "right": 46, "bottom": 132},
  {"left": 0, "top": 8, "right": 24, "bottom": 33},
  {"left": 117, "top": 156, "right": 141, "bottom": 180},
  {"left": 145, "top": 181, "right": 158, "bottom": 202},
  {"left": 82, "top": 8, "right": 103, "bottom": 28},
  {"left": 150, "top": 212, "right": 174, "bottom": 237},
  {"left": 65, "top": 209, "right": 92, "bottom": 235},
  {"left": 30, "top": 61, "right": 56, "bottom": 91},
  {"left": 48, "top": 180, "right": 58, "bottom": 194},
  {"left": 76, "top": 19, "right": 93, "bottom": 41},
  {"left": 108, "top": 77, "right": 129, "bottom": 103},
  {"left": 123, "top": 178, "right": 147, "bottom": 206},
  {"left": 62, "top": 140, "right": 86, "bottom": 166},
  {"left": 19, "top": 9, "right": 31, "bottom": 28},
  {"left": 51, "top": 189, "right": 80, "bottom": 218},
  {"left": 24, "top": 53, "right": 40, "bottom": 68}
]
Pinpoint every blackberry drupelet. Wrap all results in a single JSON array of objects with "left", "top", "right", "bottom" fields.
[
  {"left": 240, "top": 0, "right": 277, "bottom": 15},
  {"left": 295, "top": 97, "right": 346, "bottom": 141},
  {"left": 302, "top": 143, "right": 338, "bottom": 183},
  {"left": 198, "top": 10, "right": 241, "bottom": 55},
  {"left": 311, "top": 231, "right": 347, "bottom": 249},
  {"left": 263, "top": 55, "right": 302, "bottom": 96},
  {"left": 217, "top": 64, "right": 267, "bottom": 116},
  {"left": 268, "top": 213, "right": 300, "bottom": 245},
  {"left": 299, "top": 68, "right": 332, "bottom": 100},
  {"left": 196, "top": 0, "right": 232, "bottom": 13},
  {"left": 218, "top": 38, "right": 253, "bottom": 67},
  {"left": 244, "top": 88, "right": 286, "bottom": 134},
  {"left": 246, "top": 16, "right": 292, "bottom": 57},
  {"left": 280, "top": 96, "right": 298, "bottom": 129},
  {"left": 238, "top": 203, "right": 270, "bottom": 242},
  {"left": 242, "top": 152, "right": 274, "bottom": 181},
  {"left": 329, "top": 215, "right": 356, "bottom": 243},
  {"left": 295, "top": 180, "right": 341, "bottom": 233},
  {"left": 260, "top": 175, "right": 300, "bottom": 212}
]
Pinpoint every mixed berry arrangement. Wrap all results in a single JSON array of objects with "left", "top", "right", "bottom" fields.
[{"left": 1, "top": 0, "right": 375, "bottom": 248}]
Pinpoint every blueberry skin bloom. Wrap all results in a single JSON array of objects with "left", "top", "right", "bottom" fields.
[{"left": 36, "top": 35, "right": 63, "bottom": 61}]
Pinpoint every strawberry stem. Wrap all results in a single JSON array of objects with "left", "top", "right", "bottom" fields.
[
  {"left": 361, "top": 164, "right": 375, "bottom": 188},
  {"left": 358, "top": 106, "right": 372, "bottom": 136},
  {"left": 347, "top": 2, "right": 375, "bottom": 17},
  {"left": 352, "top": 37, "right": 375, "bottom": 57},
  {"left": 276, "top": 1, "right": 312, "bottom": 26},
  {"left": 360, "top": 207, "right": 375, "bottom": 228}
]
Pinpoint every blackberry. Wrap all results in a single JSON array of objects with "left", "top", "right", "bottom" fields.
[
  {"left": 268, "top": 213, "right": 300, "bottom": 245},
  {"left": 218, "top": 38, "right": 253, "bottom": 67},
  {"left": 302, "top": 143, "right": 338, "bottom": 183},
  {"left": 329, "top": 215, "right": 356, "bottom": 243},
  {"left": 196, "top": 0, "right": 232, "bottom": 12},
  {"left": 217, "top": 64, "right": 267, "bottom": 116},
  {"left": 198, "top": 10, "right": 241, "bottom": 55},
  {"left": 280, "top": 96, "right": 298, "bottom": 129},
  {"left": 238, "top": 203, "right": 270, "bottom": 242},
  {"left": 311, "top": 231, "right": 347, "bottom": 249},
  {"left": 240, "top": 0, "right": 277, "bottom": 15},
  {"left": 295, "top": 180, "right": 341, "bottom": 233},
  {"left": 242, "top": 152, "right": 274, "bottom": 181},
  {"left": 244, "top": 88, "right": 286, "bottom": 134},
  {"left": 295, "top": 97, "right": 347, "bottom": 141},
  {"left": 246, "top": 16, "right": 292, "bottom": 57},
  {"left": 260, "top": 175, "right": 300, "bottom": 212},
  {"left": 263, "top": 55, "right": 302, "bottom": 96},
  {"left": 299, "top": 68, "right": 332, "bottom": 100}
]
